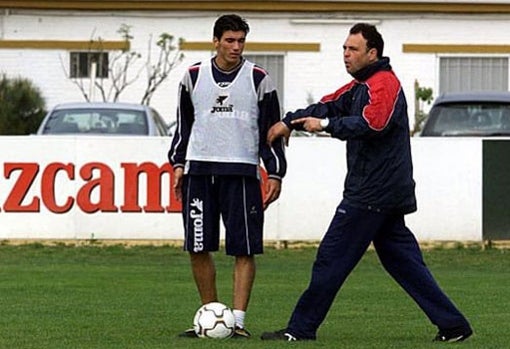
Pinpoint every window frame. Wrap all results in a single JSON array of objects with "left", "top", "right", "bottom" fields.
[
  {"left": 438, "top": 54, "right": 509, "bottom": 94},
  {"left": 69, "top": 51, "right": 109, "bottom": 79}
]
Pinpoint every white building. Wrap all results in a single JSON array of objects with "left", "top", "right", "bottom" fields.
[{"left": 1, "top": 0, "right": 510, "bottom": 126}]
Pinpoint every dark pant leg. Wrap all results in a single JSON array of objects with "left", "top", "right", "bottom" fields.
[
  {"left": 218, "top": 176, "right": 264, "bottom": 256},
  {"left": 287, "top": 202, "right": 386, "bottom": 339},
  {"left": 181, "top": 175, "right": 220, "bottom": 253},
  {"left": 373, "top": 215, "right": 471, "bottom": 331}
]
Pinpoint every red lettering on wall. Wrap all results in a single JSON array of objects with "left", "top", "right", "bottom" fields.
[
  {"left": 41, "top": 163, "right": 75, "bottom": 213},
  {"left": 77, "top": 162, "right": 118, "bottom": 213},
  {"left": 121, "top": 162, "right": 181, "bottom": 213},
  {"left": 3, "top": 163, "right": 40, "bottom": 212},
  {"left": 1, "top": 161, "right": 267, "bottom": 214}
]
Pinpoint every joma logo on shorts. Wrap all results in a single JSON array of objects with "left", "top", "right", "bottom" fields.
[{"left": 190, "top": 198, "right": 204, "bottom": 252}]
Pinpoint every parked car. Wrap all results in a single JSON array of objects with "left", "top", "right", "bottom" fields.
[
  {"left": 36, "top": 102, "right": 169, "bottom": 136},
  {"left": 420, "top": 91, "right": 510, "bottom": 137},
  {"left": 167, "top": 120, "right": 177, "bottom": 137}
]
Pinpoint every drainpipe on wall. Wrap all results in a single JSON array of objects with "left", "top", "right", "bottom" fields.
[
  {"left": 89, "top": 61, "right": 97, "bottom": 102},
  {"left": 0, "top": 9, "right": 9, "bottom": 39}
]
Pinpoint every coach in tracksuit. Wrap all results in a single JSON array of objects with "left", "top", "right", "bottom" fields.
[
  {"left": 261, "top": 23, "right": 472, "bottom": 343},
  {"left": 168, "top": 14, "right": 286, "bottom": 338}
]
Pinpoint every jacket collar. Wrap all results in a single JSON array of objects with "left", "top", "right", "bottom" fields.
[{"left": 351, "top": 57, "right": 391, "bottom": 82}]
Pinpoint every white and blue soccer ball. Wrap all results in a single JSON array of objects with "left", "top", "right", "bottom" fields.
[{"left": 193, "top": 302, "right": 236, "bottom": 339}]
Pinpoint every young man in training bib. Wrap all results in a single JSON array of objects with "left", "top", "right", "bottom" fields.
[{"left": 168, "top": 14, "right": 286, "bottom": 338}]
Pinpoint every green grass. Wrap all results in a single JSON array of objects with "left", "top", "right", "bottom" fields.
[{"left": 0, "top": 243, "right": 508, "bottom": 348}]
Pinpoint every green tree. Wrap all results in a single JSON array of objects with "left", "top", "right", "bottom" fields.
[
  {"left": 0, "top": 74, "right": 46, "bottom": 135},
  {"left": 411, "top": 80, "right": 433, "bottom": 136}
]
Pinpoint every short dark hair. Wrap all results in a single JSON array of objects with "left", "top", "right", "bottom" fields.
[
  {"left": 213, "top": 14, "right": 250, "bottom": 40},
  {"left": 349, "top": 23, "right": 384, "bottom": 59}
]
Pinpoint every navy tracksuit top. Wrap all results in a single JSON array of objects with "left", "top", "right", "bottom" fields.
[{"left": 283, "top": 57, "right": 417, "bottom": 215}]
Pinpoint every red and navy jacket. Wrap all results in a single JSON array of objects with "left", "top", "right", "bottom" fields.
[
  {"left": 168, "top": 57, "right": 286, "bottom": 181},
  {"left": 283, "top": 57, "right": 416, "bottom": 214}
]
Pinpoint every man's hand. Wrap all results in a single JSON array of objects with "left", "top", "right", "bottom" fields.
[
  {"left": 291, "top": 117, "right": 323, "bottom": 132},
  {"left": 263, "top": 178, "right": 282, "bottom": 209},
  {"left": 267, "top": 121, "right": 291, "bottom": 146},
  {"left": 173, "top": 167, "right": 184, "bottom": 202}
]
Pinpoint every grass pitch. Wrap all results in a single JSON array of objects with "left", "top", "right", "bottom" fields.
[{"left": 0, "top": 242, "right": 508, "bottom": 348}]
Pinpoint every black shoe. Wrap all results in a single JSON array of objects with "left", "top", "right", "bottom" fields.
[
  {"left": 261, "top": 329, "right": 298, "bottom": 341},
  {"left": 178, "top": 328, "right": 198, "bottom": 338},
  {"left": 232, "top": 326, "right": 251, "bottom": 339},
  {"left": 433, "top": 327, "right": 473, "bottom": 342}
]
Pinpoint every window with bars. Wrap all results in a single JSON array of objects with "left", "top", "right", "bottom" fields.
[
  {"left": 70, "top": 52, "right": 109, "bottom": 78},
  {"left": 439, "top": 57, "right": 508, "bottom": 94}
]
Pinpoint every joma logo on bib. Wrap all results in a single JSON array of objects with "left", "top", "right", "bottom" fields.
[
  {"left": 211, "top": 94, "right": 234, "bottom": 113},
  {"left": 211, "top": 105, "right": 234, "bottom": 113}
]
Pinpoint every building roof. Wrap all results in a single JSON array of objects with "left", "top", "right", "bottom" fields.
[{"left": 2, "top": 0, "right": 510, "bottom": 13}]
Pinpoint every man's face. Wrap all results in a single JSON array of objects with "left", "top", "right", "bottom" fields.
[
  {"left": 343, "top": 32, "right": 377, "bottom": 75},
  {"left": 214, "top": 30, "right": 246, "bottom": 69}
]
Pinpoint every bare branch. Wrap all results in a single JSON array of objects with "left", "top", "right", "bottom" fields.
[
  {"left": 141, "top": 33, "right": 184, "bottom": 105},
  {"left": 62, "top": 24, "right": 184, "bottom": 105}
]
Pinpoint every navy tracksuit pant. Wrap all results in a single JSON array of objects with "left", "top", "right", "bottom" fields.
[{"left": 287, "top": 201, "right": 471, "bottom": 340}]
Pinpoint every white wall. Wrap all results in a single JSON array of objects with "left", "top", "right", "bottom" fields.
[
  {"left": 0, "top": 136, "right": 484, "bottom": 242},
  {"left": 1, "top": 10, "right": 510, "bottom": 126}
]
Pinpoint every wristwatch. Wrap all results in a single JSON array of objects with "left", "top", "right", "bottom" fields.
[{"left": 320, "top": 118, "right": 330, "bottom": 130}]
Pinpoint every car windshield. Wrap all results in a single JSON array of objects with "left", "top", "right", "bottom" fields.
[
  {"left": 42, "top": 108, "right": 148, "bottom": 135},
  {"left": 423, "top": 102, "right": 510, "bottom": 136}
]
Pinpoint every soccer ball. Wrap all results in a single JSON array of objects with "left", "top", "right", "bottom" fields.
[{"left": 193, "top": 302, "right": 236, "bottom": 339}]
